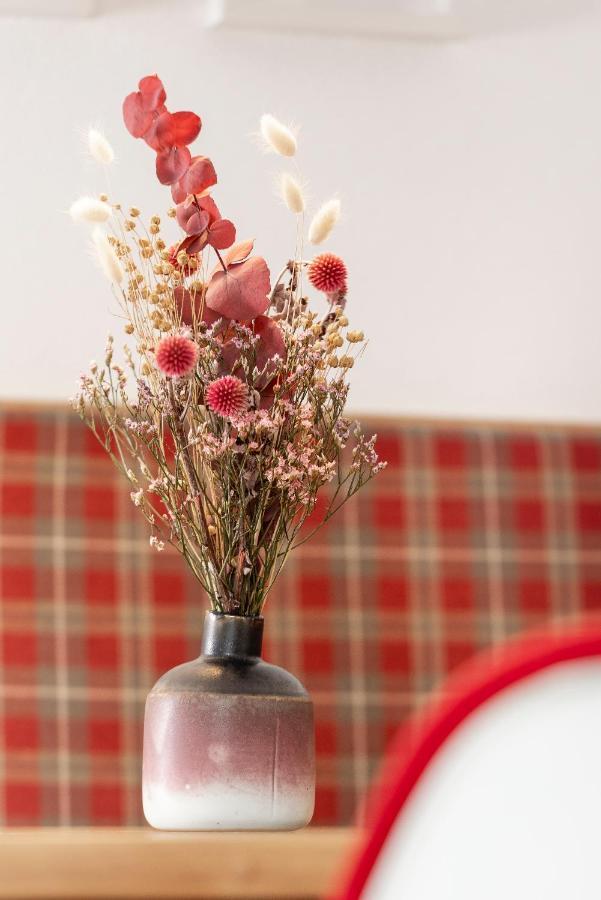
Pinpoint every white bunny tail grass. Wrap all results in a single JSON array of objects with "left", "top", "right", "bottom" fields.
[
  {"left": 70, "top": 196, "right": 112, "bottom": 224},
  {"left": 91, "top": 227, "right": 124, "bottom": 284},
  {"left": 87, "top": 128, "right": 115, "bottom": 165},
  {"left": 260, "top": 114, "right": 297, "bottom": 157},
  {"left": 279, "top": 173, "right": 305, "bottom": 214},
  {"left": 308, "top": 198, "right": 340, "bottom": 245}
]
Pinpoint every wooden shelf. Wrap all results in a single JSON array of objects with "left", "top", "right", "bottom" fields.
[{"left": 0, "top": 827, "right": 357, "bottom": 899}]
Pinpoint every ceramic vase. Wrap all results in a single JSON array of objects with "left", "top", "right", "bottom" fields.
[{"left": 142, "top": 611, "right": 315, "bottom": 830}]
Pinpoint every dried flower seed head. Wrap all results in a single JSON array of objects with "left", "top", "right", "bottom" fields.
[
  {"left": 327, "top": 333, "right": 344, "bottom": 348},
  {"left": 327, "top": 354, "right": 339, "bottom": 367},
  {"left": 279, "top": 173, "right": 305, "bottom": 213},
  {"left": 347, "top": 330, "right": 364, "bottom": 343},
  {"left": 206, "top": 376, "right": 248, "bottom": 419},
  {"left": 339, "top": 355, "right": 354, "bottom": 368},
  {"left": 150, "top": 224, "right": 160, "bottom": 235},
  {"left": 124, "top": 323, "right": 134, "bottom": 334},
  {"left": 338, "top": 315, "right": 349, "bottom": 327},
  {"left": 156, "top": 238, "right": 166, "bottom": 251},
  {"left": 151, "top": 215, "right": 161, "bottom": 226},
  {"left": 99, "top": 193, "right": 108, "bottom": 202},
  {"left": 91, "top": 227, "right": 124, "bottom": 284},
  {"left": 70, "top": 196, "right": 112, "bottom": 224},
  {"left": 308, "top": 199, "right": 341, "bottom": 245},
  {"left": 155, "top": 334, "right": 199, "bottom": 378},
  {"left": 260, "top": 114, "right": 297, "bottom": 157},
  {"left": 87, "top": 128, "right": 115, "bottom": 165},
  {"left": 129, "top": 207, "right": 140, "bottom": 217},
  {"left": 167, "top": 207, "right": 177, "bottom": 218}
]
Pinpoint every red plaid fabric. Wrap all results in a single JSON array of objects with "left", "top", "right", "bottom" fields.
[{"left": 0, "top": 407, "right": 600, "bottom": 826}]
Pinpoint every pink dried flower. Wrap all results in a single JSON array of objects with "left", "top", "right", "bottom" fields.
[
  {"left": 206, "top": 376, "right": 248, "bottom": 419},
  {"left": 155, "top": 335, "right": 199, "bottom": 377},
  {"left": 308, "top": 253, "right": 347, "bottom": 294}
]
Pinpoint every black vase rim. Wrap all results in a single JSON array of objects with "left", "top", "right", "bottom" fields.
[
  {"left": 202, "top": 609, "right": 264, "bottom": 659},
  {"left": 206, "top": 610, "right": 264, "bottom": 622}
]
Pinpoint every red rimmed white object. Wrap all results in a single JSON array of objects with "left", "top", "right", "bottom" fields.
[{"left": 334, "top": 619, "right": 601, "bottom": 900}]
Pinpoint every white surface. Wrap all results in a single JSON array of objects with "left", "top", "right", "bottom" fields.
[
  {"left": 0, "top": 0, "right": 96, "bottom": 14},
  {"left": 143, "top": 781, "right": 314, "bottom": 830},
  {"left": 365, "top": 658, "right": 601, "bottom": 900},
  {"left": 1, "top": 6, "right": 601, "bottom": 419},
  {"left": 219, "top": 0, "right": 599, "bottom": 39}
]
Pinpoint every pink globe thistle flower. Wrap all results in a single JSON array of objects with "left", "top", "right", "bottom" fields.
[
  {"left": 155, "top": 335, "right": 199, "bottom": 378},
  {"left": 308, "top": 253, "right": 347, "bottom": 294},
  {"left": 206, "top": 375, "right": 248, "bottom": 419}
]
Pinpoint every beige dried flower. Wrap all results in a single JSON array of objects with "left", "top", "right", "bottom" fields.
[
  {"left": 308, "top": 199, "right": 340, "bottom": 245},
  {"left": 87, "top": 128, "right": 114, "bottom": 165},
  {"left": 70, "top": 196, "right": 112, "bottom": 224},
  {"left": 260, "top": 114, "right": 297, "bottom": 157},
  {"left": 279, "top": 173, "right": 305, "bottom": 213},
  {"left": 347, "top": 330, "right": 364, "bottom": 343},
  {"left": 91, "top": 228, "right": 124, "bottom": 284}
]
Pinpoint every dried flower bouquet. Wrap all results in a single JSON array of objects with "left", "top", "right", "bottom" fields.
[{"left": 72, "top": 74, "right": 384, "bottom": 618}]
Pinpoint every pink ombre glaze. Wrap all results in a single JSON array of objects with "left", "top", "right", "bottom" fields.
[{"left": 143, "top": 690, "right": 314, "bottom": 829}]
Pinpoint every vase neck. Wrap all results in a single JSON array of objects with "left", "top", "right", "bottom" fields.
[{"left": 201, "top": 611, "right": 264, "bottom": 659}]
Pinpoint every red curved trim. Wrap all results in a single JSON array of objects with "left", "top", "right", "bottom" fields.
[{"left": 333, "top": 619, "right": 601, "bottom": 900}]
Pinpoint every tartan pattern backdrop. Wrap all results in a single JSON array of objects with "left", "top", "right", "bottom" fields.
[{"left": 0, "top": 406, "right": 600, "bottom": 826}]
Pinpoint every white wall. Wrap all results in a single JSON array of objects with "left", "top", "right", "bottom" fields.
[{"left": 1, "top": 4, "right": 601, "bottom": 421}]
